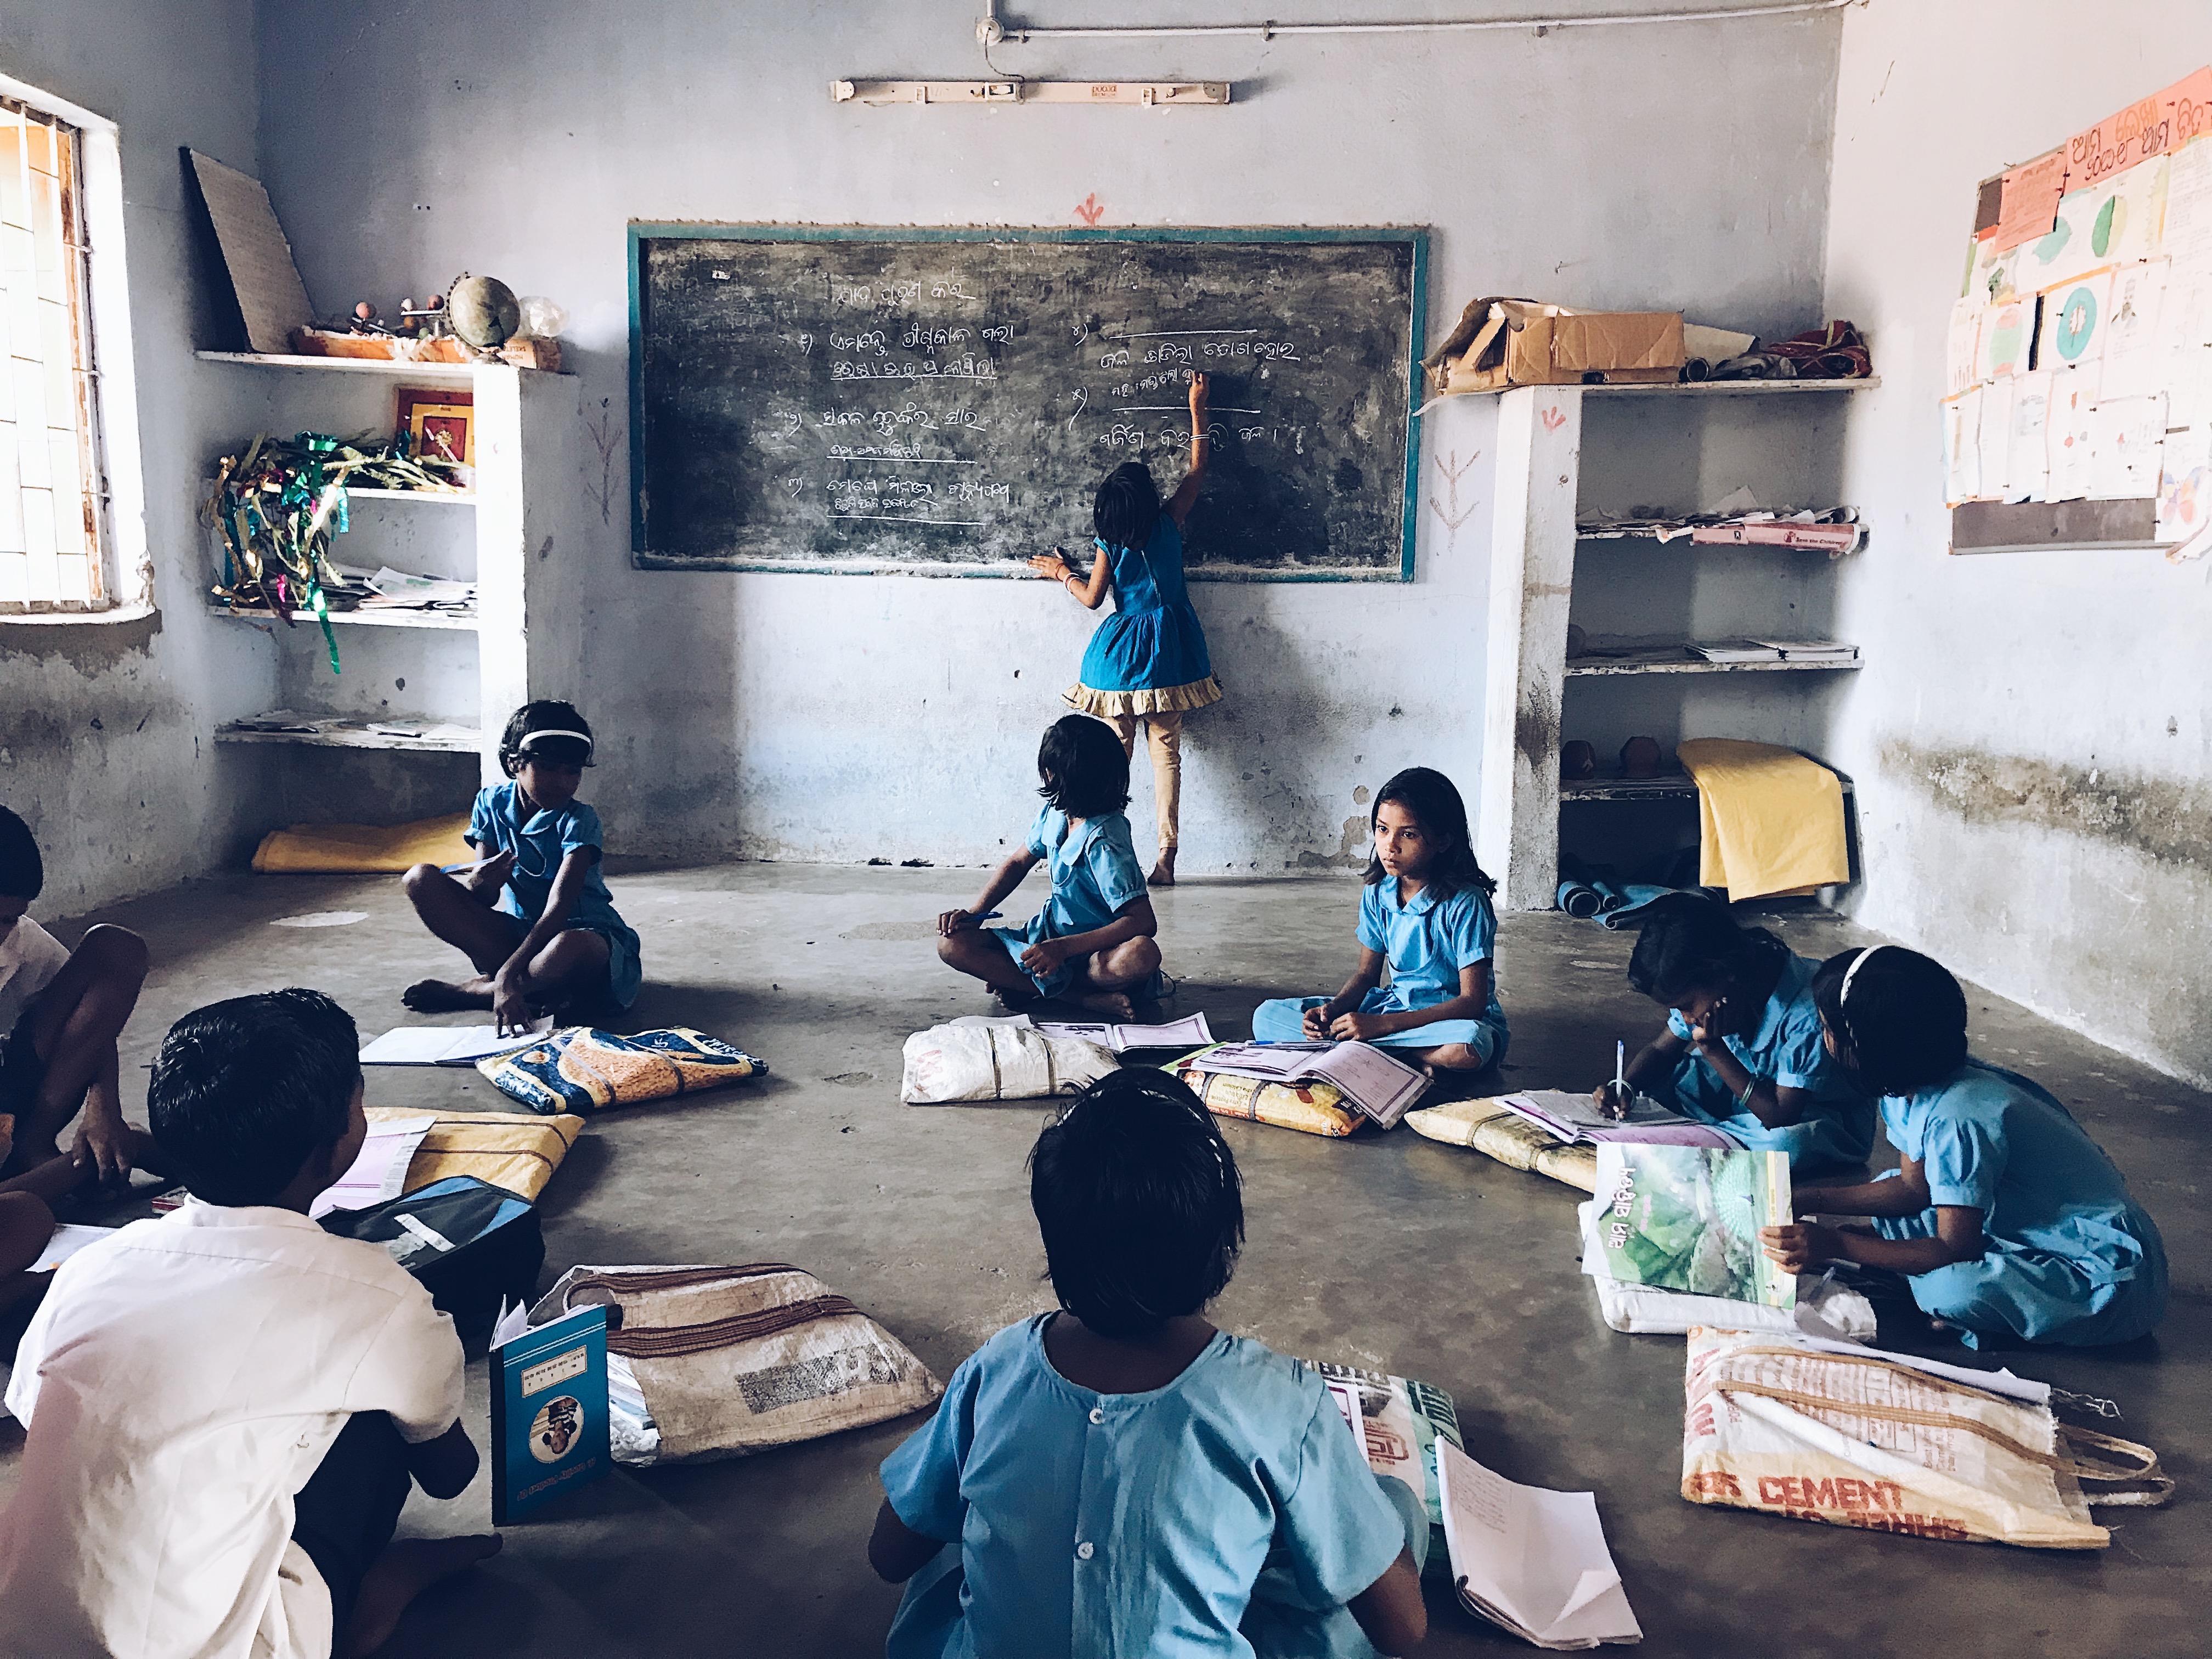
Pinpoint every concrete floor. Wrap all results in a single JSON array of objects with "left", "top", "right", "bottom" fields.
[{"left": 2, "top": 863, "right": 2204, "bottom": 1658}]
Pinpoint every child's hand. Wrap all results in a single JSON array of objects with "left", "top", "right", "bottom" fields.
[
  {"left": 1300, "top": 1003, "right": 1333, "bottom": 1040},
  {"left": 71, "top": 1111, "right": 136, "bottom": 1184},
  {"left": 1329, "top": 1010, "right": 1390, "bottom": 1042},
  {"left": 938, "top": 907, "right": 984, "bottom": 936},
  {"left": 1592, "top": 1080, "right": 1633, "bottom": 1121},
  {"left": 1027, "top": 551, "right": 1073, "bottom": 583},
  {"left": 1188, "top": 370, "right": 1209, "bottom": 417},
  {"left": 491, "top": 975, "right": 534, "bottom": 1038},
  {"left": 466, "top": 849, "right": 515, "bottom": 900},
  {"left": 1759, "top": 1222, "right": 1841, "bottom": 1274},
  {"left": 1020, "top": 938, "right": 1071, "bottom": 975}
]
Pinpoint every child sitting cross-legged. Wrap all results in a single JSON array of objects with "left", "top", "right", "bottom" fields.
[
  {"left": 0, "top": 989, "right": 500, "bottom": 1659},
  {"left": 936, "top": 714, "right": 1166, "bottom": 1019},
  {"left": 868, "top": 1069, "right": 1427, "bottom": 1659}
]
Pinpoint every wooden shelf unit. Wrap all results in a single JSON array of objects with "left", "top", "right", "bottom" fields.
[
  {"left": 215, "top": 716, "right": 479, "bottom": 754},
  {"left": 1476, "top": 383, "right": 1863, "bottom": 910},
  {"left": 195, "top": 357, "right": 583, "bottom": 782}
]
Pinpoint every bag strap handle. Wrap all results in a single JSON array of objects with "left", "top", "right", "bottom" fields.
[
  {"left": 604, "top": 1293, "right": 865, "bottom": 1359},
  {"left": 2058, "top": 1423, "right": 2174, "bottom": 1506},
  {"left": 1709, "top": 1378, "right": 2068, "bottom": 1470},
  {"left": 1718, "top": 1344, "right": 2023, "bottom": 1407},
  {"left": 560, "top": 1263, "right": 808, "bottom": 1307}
]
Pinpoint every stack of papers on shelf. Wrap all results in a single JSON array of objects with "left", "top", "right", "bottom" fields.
[
  {"left": 309, "top": 1115, "right": 435, "bottom": 1218},
  {"left": 1688, "top": 640, "right": 1786, "bottom": 663},
  {"left": 1436, "top": 1438, "right": 1642, "bottom": 1649},
  {"left": 359, "top": 1019, "right": 554, "bottom": 1066},
  {"left": 1500, "top": 1090, "right": 1739, "bottom": 1148},
  {"left": 1751, "top": 639, "right": 1858, "bottom": 663},
  {"left": 1034, "top": 1013, "right": 1212, "bottom": 1052},
  {"left": 358, "top": 565, "right": 477, "bottom": 611},
  {"left": 1183, "top": 1040, "right": 1429, "bottom": 1127}
]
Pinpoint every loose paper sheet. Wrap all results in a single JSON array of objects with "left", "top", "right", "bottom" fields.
[
  {"left": 2046, "top": 364, "right": 2103, "bottom": 501},
  {"left": 1943, "top": 389, "right": 1983, "bottom": 505},
  {"left": 2039, "top": 269, "right": 2115, "bottom": 372},
  {"left": 1974, "top": 375, "right": 2016, "bottom": 499},
  {"left": 1944, "top": 296, "right": 1985, "bottom": 396},
  {"left": 311, "top": 1117, "right": 433, "bottom": 1218},
  {"left": 1992, "top": 150, "right": 2068, "bottom": 253},
  {"left": 2006, "top": 370, "right": 2053, "bottom": 502},
  {"left": 359, "top": 1020, "right": 551, "bottom": 1065},
  {"left": 2100, "top": 258, "right": 2170, "bottom": 399},
  {"left": 31, "top": 1224, "right": 116, "bottom": 1274},
  {"left": 1980, "top": 296, "right": 2034, "bottom": 380},
  {"left": 2088, "top": 393, "right": 2168, "bottom": 499}
]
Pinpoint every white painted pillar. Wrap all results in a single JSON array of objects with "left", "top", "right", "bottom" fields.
[{"left": 1477, "top": 385, "right": 1582, "bottom": 910}]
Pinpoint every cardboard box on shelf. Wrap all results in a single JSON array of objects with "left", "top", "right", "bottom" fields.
[{"left": 1423, "top": 297, "right": 1685, "bottom": 396}]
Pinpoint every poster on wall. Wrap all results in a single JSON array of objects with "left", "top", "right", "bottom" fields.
[{"left": 2036, "top": 269, "right": 2114, "bottom": 371}]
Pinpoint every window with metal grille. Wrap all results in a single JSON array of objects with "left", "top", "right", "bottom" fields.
[{"left": 0, "top": 94, "right": 109, "bottom": 612}]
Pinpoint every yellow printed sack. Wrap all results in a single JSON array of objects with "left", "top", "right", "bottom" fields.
[
  {"left": 363, "top": 1107, "right": 585, "bottom": 1203},
  {"left": 1402, "top": 1097, "right": 1598, "bottom": 1193},
  {"left": 1680, "top": 1327, "right": 2169, "bottom": 1550},
  {"left": 478, "top": 1028, "right": 766, "bottom": 1115},
  {"left": 1178, "top": 1066, "right": 1365, "bottom": 1138}
]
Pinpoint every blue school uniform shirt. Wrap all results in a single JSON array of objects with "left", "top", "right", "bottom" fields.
[
  {"left": 1882, "top": 1060, "right": 2163, "bottom": 1297},
  {"left": 1015, "top": 807, "right": 1148, "bottom": 944},
  {"left": 1356, "top": 877, "right": 1507, "bottom": 1033},
  {"left": 467, "top": 781, "right": 630, "bottom": 937},
  {"left": 1665, "top": 950, "right": 1873, "bottom": 1169},
  {"left": 880, "top": 1314, "right": 1406, "bottom": 1659}
]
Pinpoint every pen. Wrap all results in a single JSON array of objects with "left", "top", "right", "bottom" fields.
[{"left": 1615, "top": 1040, "right": 1626, "bottom": 1114}]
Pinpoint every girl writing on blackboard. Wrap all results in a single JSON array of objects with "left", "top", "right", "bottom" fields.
[{"left": 1029, "top": 371, "right": 1222, "bottom": 887}]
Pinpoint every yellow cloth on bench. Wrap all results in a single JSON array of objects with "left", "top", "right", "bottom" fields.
[
  {"left": 1676, "top": 738, "right": 1849, "bottom": 901},
  {"left": 252, "top": 812, "right": 473, "bottom": 873}
]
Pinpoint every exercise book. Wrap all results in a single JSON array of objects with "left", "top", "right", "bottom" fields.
[{"left": 359, "top": 1019, "right": 553, "bottom": 1066}]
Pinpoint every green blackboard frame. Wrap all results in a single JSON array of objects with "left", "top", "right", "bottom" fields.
[{"left": 625, "top": 223, "right": 1429, "bottom": 582}]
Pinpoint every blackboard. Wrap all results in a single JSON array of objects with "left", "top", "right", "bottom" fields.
[{"left": 627, "top": 227, "right": 1427, "bottom": 579}]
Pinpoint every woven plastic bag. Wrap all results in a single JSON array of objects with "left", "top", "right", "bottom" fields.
[
  {"left": 1680, "top": 1327, "right": 2169, "bottom": 1549},
  {"left": 364, "top": 1107, "right": 584, "bottom": 1202},
  {"left": 1403, "top": 1096, "right": 1599, "bottom": 1190},
  {"left": 900, "top": 1017, "right": 1116, "bottom": 1103},
  {"left": 531, "top": 1263, "right": 943, "bottom": 1465},
  {"left": 477, "top": 1027, "right": 765, "bottom": 1114},
  {"left": 1178, "top": 1066, "right": 1365, "bottom": 1138}
]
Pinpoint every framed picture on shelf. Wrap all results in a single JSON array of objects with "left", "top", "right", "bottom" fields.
[{"left": 396, "top": 386, "right": 475, "bottom": 467}]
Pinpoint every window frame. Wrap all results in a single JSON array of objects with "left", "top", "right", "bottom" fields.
[{"left": 0, "top": 71, "right": 147, "bottom": 620}]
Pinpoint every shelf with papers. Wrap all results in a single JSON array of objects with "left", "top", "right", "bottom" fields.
[
  {"left": 207, "top": 604, "right": 478, "bottom": 631},
  {"left": 215, "top": 712, "right": 479, "bottom": 754},
  {"left": 344, "top": 487, "right": 477, "bottom": 505},
  {"left": 1566, "top": 645, "right": 1860, "bottom": 676},
  {"left": 195, "top": 350, "right": 479, "bottom": 391},
  {"left": 1587, "top": 376, "right": 1881, "bottom": 397}
]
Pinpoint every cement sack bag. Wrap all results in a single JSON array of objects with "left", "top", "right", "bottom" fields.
[
  {"left": 901, "top": 1016, "right": 1116, "bottom": 1103},
  {"left": 1680, "top": 1327, "right": 2169, "bottom": 1549},
  {"left": 1577, "top": 1199, "right": 1877, "bottom": 1340},
  {"left": 532, "top": 1263, "right": 942, "bottom": 1465}
]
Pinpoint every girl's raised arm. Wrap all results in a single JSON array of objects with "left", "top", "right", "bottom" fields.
[{"left": 1164, "top": 371, "right": 1211, "bottom": 527}]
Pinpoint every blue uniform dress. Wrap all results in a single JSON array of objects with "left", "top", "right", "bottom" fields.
[
  {"left": 1871, "top": 1060, "right": 2168, "bottom": 1349},
  {"left": 1063, "top": 518, "right": 1223, "bottom": 719},
  {"left": 879, "top": 1314, "right": 1417, "bottom": 1659},
  {"left": 1251, "top": 878, "right": 1508, "bottom": 1065},
  {"left": 467, "top": 781, "right": 644, "bottom": 1008},
  {"left": 990, "top": 808, "right": 1152, "bottom": 998},
  {"left": 1654, "top": 951, "right": 1874, "bottom": 1175}
]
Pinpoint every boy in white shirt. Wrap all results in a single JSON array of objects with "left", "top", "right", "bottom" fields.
[
  {"left": 0, "top": 988, "right": 500, "bottom": 1659},
  {"left": 0, "top": 803, "right": 151, "bottom": 1186}
]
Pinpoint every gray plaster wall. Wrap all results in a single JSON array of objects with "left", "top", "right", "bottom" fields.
[
  {"left": 253, "top": 0, "right": 1840, "bottom": 874},
  {"left": 1822, "top": 3, "right": 2212, "bottom": 1085},
  {"left": 0, "top": 0, "right": 285, "bottom": 909}
]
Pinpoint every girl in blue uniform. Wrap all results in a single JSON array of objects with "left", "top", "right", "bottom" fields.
[
  {"left": 936, "top": 715, "right": 1164, "bottom": 1019},
  {"left": 1762, "top": 946, "right": 2168, "bottom": 1350},
  {"left": 1600, "top": 895, "right": 1874, "bottom": 1174},
  {"left": 868, "top": 1069, "right": 1426, "bottom": 1659},
  {"left": 401, "top": 701, "right": 643, "bottom": 1032},
  {"left": 1252, "top": 767, "right": 1508, "bottom": 1075},
  {"left": 1029, "top": 371, "right": 1222, "bottom": 888}
]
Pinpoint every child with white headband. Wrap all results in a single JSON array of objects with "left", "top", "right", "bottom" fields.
[
  {"left": 399, "top": 701, "right": 643, "bottom": 1032},
  {"left": 1760, "top": 944, "right": 2168, "bottom": 1349}
]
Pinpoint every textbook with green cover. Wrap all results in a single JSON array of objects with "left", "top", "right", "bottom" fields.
[{"left": 1592, "top": 1144, "right": 1794, "bottom": 1310}]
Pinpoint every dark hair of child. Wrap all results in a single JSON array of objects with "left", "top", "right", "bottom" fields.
[
  {"left": 1810, "top": 946, "right": 1970, "bottom": 1098},
  {"left": 1036, "top": 714, "right": 1132, "bottom": 820},
  {"left": 1361, "top": 766, "right": 1495, "bottom": 899},
  {"left": 0, "top": 805, "right": 41, "bottom": 900},
  {"left": 1029, "top": 1069, "right": 1244, "bottom": 1340},
  {"left": 1093, "top": 460, "right": 1161, "bottom": 554},
  {"left": 1624, "top": 893, "right": 1788, "bottom": 1004},
  {"left": 498, "top": 699, "right": 595, "bottom": 778},
  {"left": 148, "top": 989, "right": 361, "bottom": 1207}
]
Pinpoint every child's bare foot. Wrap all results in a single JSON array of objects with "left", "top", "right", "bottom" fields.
[
  {"left": 1068, "top": 989, "right": 1136, "bottom": 1020},
  {"left": 401, "top": 977, "right": 494, "bottom": 1014},
  {"left": 990, "top": 982, "right": 1040, "bottom": 1012},
  {"left": 1149, "top": 848, "right": 1177, "bottom": 887},
  {"left": 341, "top": 1533, "right": 503, "bottom": 1657}
]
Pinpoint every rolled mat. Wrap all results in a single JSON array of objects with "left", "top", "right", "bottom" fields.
[{"left": 252, "top": 812, "right": 472, "bottom": 873}]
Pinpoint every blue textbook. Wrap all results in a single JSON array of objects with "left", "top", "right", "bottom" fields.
[{"left": 490, "top": 1304, "right": 611, "bottom": 1523}]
